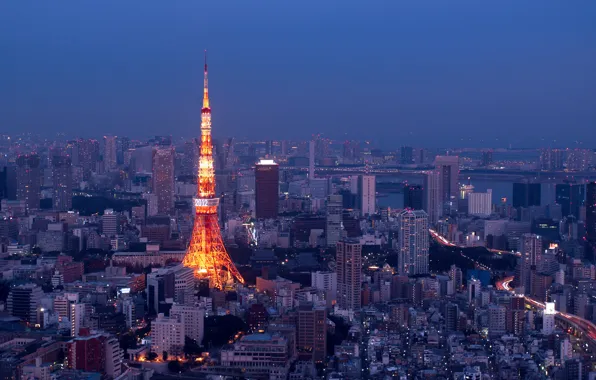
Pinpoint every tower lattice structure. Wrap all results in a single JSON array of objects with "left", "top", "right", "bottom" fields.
[{"left": 183, "top": 53, "right": 244, "bottom": 289}]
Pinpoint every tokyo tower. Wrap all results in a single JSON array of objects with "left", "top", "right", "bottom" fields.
[{"left": 182, "top": 52, "right": 244, "bottom": 289}]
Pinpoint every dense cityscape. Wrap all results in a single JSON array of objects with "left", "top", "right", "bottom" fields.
[
  {"left": 2, "top": 1, "right": 596, "bottom": 379},
  {"left": 0, "top": 56, "right": 596, "bottom": 379}
]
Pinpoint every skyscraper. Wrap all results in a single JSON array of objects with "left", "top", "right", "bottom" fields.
[
  {"left": 434, "top": 155, "right": 459, "bottom": 204},
  {"left": 326, "top": 194, "right": 343, "bottom": 247},
  {"left": 255, "top": 159, "right": 279, "bottom": 219},
  {"left": 404, "top": 184, "right": 423, "bottom": 210},
  {"left": 183, "top": 138, "right": 199, "bottom": 176},
  {"left": 74, "top": 139, "right": 99, "bottom": 180},
  {"left": 400, "top": 146, "right": 413, "bottom": 165},
  {"left": 52, "top": 155, "right": 73, "bottom": 211},
  {"left": 397, "top": 209, "right": 429, "bottom": 276},
  {"left": 358, "top": 175, "right": 376, "bottom": 216},
  {"left": 512, "top": 183, "right": 541, "bottom": 208},
  {"left": 540, "top": 148, "right": 564, "bottom": 171},
  {"left": 336, "top": 239, "right": 362, "bottom": 312},
  {"left": 481, "top": 150, "right": 493, "bottom": 166},
  {"left": 308, "top": 140, "right": 315, "bottom": 179},
  {"left": 423, "top": 170, "right": 441, "bottom": 224},
  {"left": 152, "top": 146, "right": 175, "bottom": 214},
  {"left": 16, "top": 154, "right": 41, "bottom": 212},
  {"left": 103, "top": 135, "right": 117, "bottom": 171},
  {"left": 518, "top": 233, "right": 542, "bottom": 293},
  {"left": 556, "top": 183, "right": 585, "bottom": 218},
  {"left": 586, "top": 182, "right": 596, "bottom": 242},
  {"left": 116, "top": 136, "right": 130, "bottom": 165}
]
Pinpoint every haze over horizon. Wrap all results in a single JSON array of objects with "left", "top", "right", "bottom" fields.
[{"left": 1, "top": 1, "right": 595, "bottom": 148}]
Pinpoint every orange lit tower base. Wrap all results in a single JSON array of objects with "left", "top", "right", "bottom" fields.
[{"left": 182, "top": 53, "right": 244, "bottom": 289}]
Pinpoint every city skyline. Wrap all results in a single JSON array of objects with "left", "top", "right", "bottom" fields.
[
  {"left": 1, "top": 3, "right": 596, "bottom": 378},
  {"left": 1, "top": 1, "right": 596, "bottom": 147}
]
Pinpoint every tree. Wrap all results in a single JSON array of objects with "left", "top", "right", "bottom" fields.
[
  {"left": 203, "top": 315, "right": 248, "bottom": 347},
  {"left": 167, "top": 360, "right": 183, "bottom": 373},
  {"left": 184, "top": 336, "right": 202, "bottom": 357},
  {"left": 146, "top": 352, "right": 158, "bottom": 361},
  {"left": 162, "top": 351, "right": 168, "bottom": 361}
]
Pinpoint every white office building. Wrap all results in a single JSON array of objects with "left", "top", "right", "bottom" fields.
[
  {"left": 542, "top": 302, "right": 556, "bottom": 335},
  {"left": 170, "top": 303, "right": 205, "bottom": 344},
  {"left": 151, "top": 313, "right": 185, "bottom": 357},
  {"left": 311, "top": 271, "right": 337, "bottom": 303},
  {"left": 468, "top": 189, "right": 492, "bottom": 217}
]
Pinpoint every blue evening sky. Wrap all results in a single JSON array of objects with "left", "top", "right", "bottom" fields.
[{"left": 1, "top": 1, "right": 595, "bottom": 148}]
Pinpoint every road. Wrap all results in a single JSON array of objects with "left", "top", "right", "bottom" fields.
[
  {"left": 431, "top": 230, "right": 596, "bottom": 345},
  {"left": 429, "top": 228, "right": 520, "bottom": 258}
]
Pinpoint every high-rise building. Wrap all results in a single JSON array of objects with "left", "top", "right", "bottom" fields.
[
  {"left": 445, "top": 303, "right": 459, "bottom": 332},
  {"left": 358, "top": 175, "right": 376, "bottom": 216},
  {"left": 542, "top": 302, "right": 556, "bottom": 335},
  {"left": 103, "top": 135, "right": 117, "bottom": 171},
  {"left": 183, "top": 138, "right": 199, "bottom": 176},
  {"left": 7, "top": 284, "right": 43, "bottom": 324},
  {"left": 311, "top": 270, "right": 337, "bottom": 303},
  {"left": 297, "top": 303, "right": 327, "bottom": 363},
  {"left": 308, "top": 140, "right": 315, "bottom": 179},
  {"left": 397, "top": 209, "right": 429, "bottom": 276},
  {"left": 52, "top": 155, "right": 73, "bottom": 211},
  {"left": 587, "top": 182, "right": 596, "bottom": 242},
  {"left": 404, "top": 184, "right": 423, "bottom": 210},
  {"left": 0, "top": 165, "right": 17, "bottom": 200},
  {"left": 182, "top": 56, "right": 244, "bottom": 289},
  {"left": 246, "top": 303, "right": 269, "bottom": 332},
  {"left": 555, "top": 183, "right": 585, "bottom": 218},
  {"left": 566, "top": 148, "right": 592, "bottom": 171},
  {"left": 506, "top": 295, "right": 525, "bottom": 336},
  {"left": 336, "top": 240, "right": 362, "bottom": 312},
  {"left": 400, "top": 146, "right": 413, "bottom": 165},
  {"left": 518, "top": 233, "right": 542, "bottom": 292},
  {"left": 151, "top": 313, "right": 185, "bottom": 357},
  {"left": 434, "top": 155, "right": 459, "bottom": 203},
  {"left": 67, "top": 334, "right": 108, "bottom": 373},
  {"left": 73, "top": 139, "right": 99, "bottom": 180},
  {"left": 146, "top": 264, "right": 195, "bottom": 314},
  {"left": 16, "top": 154, "right": 41, "bottom": 212},
  {"left": 512, "top": 183, "right": 541, "bottom": 208},
  {"left": 102, "top": 209, "right": 118, "bottom": 237},
  {"left": 71, "top": 303, "right": 86, "bottom": 337},
  {"left": 481, "top": 150, "right": 493, "bottom": 166},
  {"left": 423, "top": 170, "right": 441, "bottom": 224},
  {"left": 170, "top": 304, "right": 205, "bottom": 344},
  {"left": 468, "top": 189, "right": 492, "bottom": 217},
  {"left": 152, "top": 146, "right": 175, "bottom": 214},
  {"left": 468, "top": 278, "right": 481, "bottom": 305},
  {"left": 255, "top": 159, "right": 279, "bottom": 219},
  {"left": 116, "top": 136, "right": 130, "bottom": 165},
  {"left": 488, "top": 305, "right": 506, "bottom": 337},
  {"left": 325, "top": 194, "right": 343, "bottom": 247},
  {"left": 449, "top": 265, "right": 463, "bottom": 291},
  {"left": 540, "top": 148, "right": 564, "bottom": 171}
]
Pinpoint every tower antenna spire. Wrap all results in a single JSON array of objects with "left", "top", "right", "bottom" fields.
[
  {"left": 203, "top": 49, "right": 209, "bottom": 109},
  {"left": 184, "top": 52, "right": 244, "bottom": 289}
]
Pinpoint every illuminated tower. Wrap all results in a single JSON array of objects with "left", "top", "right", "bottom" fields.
[{"left": 183, "top": 53, "right": 244, "bottom": 289}]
